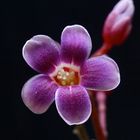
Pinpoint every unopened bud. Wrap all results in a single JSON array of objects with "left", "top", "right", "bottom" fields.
[{"left": 103, "top": 0, "right": 135, "bottom": 45}]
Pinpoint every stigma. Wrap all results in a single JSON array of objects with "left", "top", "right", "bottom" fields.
[{"left": 54, "top": 67, "right": 80, "bottom": 86}]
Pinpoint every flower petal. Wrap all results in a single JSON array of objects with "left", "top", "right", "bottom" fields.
[
  {"left": 60, "top": 25, "right": 92, "bottom": 66},
  {"left": 21, "top": 74, "right": 58, "bottom": 114},
  {"left": 80, "top": 55, "right": 120, "bottom": 91},
  {"left": 23, "top": 35, "right": 60, "bottom": 74},
  {"left": 55, "top": 86, "right": 91, "bottom": 125}
]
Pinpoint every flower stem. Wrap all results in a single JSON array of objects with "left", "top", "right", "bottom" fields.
[
  {"left": 73, "top": 125, "right": 90, "bottom": 140},
  {"left": 89, "top": 43, "right": 112, "bottom": 140},
  {"left": 92, "top": 43, "right": 112, "bottom": 57},
  {"left": 74, "top": 42, "right": 112, "bottom": 140},
  {"left": 96, "top": 92, "right": 108, "bottom": 137},
  {"left": 89, "top": 92, "right": 107, "bottom": 140}
]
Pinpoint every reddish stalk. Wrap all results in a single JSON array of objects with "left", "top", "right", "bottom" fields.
[
  {"left": 74, "top": 42, "right": 112, "bottom": 140},
  {"left": 92, "top": 43, "right": 112, "bottom": 57},
  {"left": 96, "top": 92, "right": 108, "bottom": 137},
  {"left": 89, "top": 43, "right": 113, "bottom": 140},
  {"left": 89, "top": 92, "right": 107, "bottom": 140}
]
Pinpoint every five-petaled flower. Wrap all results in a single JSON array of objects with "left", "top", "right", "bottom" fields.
[{"left": 22, "top": 25, "right": 120, "bottom": 125}]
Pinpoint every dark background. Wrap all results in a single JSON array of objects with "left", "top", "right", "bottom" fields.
[{"left": 2, "top": 0, "right": 140, "bottom": 140}]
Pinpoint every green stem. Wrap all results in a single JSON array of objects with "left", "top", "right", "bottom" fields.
[{"left": 73, "top": 125, "right": 90, "bottom": 140}]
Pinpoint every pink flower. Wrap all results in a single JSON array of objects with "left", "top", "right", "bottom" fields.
[
  {"left": 103, "top": 0, "right": 134, "bottom": 45},
  {"left": 22, "top": 25, "right": 120, "bottom": 125}
]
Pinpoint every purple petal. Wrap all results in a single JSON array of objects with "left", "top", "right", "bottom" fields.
[
  {"left": 60, "top": 25, "right": 92, "bottom": 66},
  {"left": 55, "top": 86, "right": 91, "bottom": 125},
  {"left": 22, "top": 35, "right": 60, "bottom": 74},
  {"left": 21, "top": 74, "right": 58, "bottom": 114},
  {"left": 80, "top": 55, "right": 120, "bottom": 91}
]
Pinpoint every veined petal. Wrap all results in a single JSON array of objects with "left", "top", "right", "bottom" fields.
[
  {"left": 21, "top": 74, "right": 58, "bottom": 114},
  {"left": 55, "top": 86, "right": 91, "bottom": 125},
  {"left": 23, "top": 35, "right": 60, "bottom": 74},
  {"left": 80, "top": 55, "right": 120, "bottom": 91},
  {"left": 60, "top": 25, "right": 92, "bottom": 66}
]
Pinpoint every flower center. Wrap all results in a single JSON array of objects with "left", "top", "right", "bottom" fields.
[{"left": 54, "top": 67, "right": 80, "bottom": 86}]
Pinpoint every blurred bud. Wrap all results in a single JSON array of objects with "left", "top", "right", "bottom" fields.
[{"left": 103, "top": 0, "right": 135, "bottom": 45}]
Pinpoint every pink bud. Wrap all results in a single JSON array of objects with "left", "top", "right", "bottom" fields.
[{"left": 103, "top": 0, "right": 134, "bottom": 45}]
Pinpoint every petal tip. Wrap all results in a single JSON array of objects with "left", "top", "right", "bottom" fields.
[
  {"left": 62, "top": 24, "right": 91, "bottom": 38},
  {"left": 80, "top": 55, "right": 121, "bottom": 91},
  {"left": 55, "top": 86, "right": 92, "bottom": 125},
  {"left": 22, "top": 35, "right": 60, "bottom": 74},
  {"left": 21, "top": 74, "right": 57, "bottom": 114},
  {"left": 61, "top": 24, "right": 92, "bottom": 65}
]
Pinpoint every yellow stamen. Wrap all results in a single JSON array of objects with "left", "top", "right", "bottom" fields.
[{"left": 54, "top": 67, "right": 80, "bottom": 86}]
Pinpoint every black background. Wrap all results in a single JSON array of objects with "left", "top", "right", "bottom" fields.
[{"left": 2, "top": 0, "right": 140, "bottom": 140}]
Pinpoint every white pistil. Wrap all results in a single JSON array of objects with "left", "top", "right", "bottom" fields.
[
  {"left": 62, "top": 76, "right": 67, "bottom": 80},
  {"left": 66, "top": 72, "right": 69, "bottom": 76}
]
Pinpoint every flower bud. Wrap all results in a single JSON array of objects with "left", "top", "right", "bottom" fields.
[{"left": 103, "top": 0, "right": 134, "bottom": 45}]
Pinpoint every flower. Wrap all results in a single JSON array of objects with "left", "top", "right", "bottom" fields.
[
  {"left": 103, "top": 0, "right": 134, "bottom": 45},
  {"left": 22, "top": 25, "right": 120, "bottom": 125}
]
